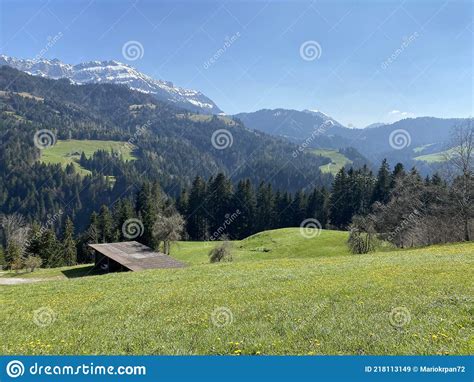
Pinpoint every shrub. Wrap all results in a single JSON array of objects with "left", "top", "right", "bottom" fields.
[
  {"left": 5, "top": 241, "right": 23, "bottom": 269},
  {"left": 0, "top": 247, "right": 5, "bottom": 269},
  {"left": 10, "top": 257, "right": 24, "bottom": 273},
  {"left": 209, "top": 241, "right": 233, "bottom": 263},
  {"left": 348, "top": 215, "right": 377, "bottom": 254},
  {"left": 24, "top": 255, "right": 42, "bottom": 272}
]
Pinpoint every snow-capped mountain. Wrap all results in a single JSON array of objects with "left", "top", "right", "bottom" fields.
[{"left": 0, "top": 55, "right": 222, "bottom": 114}]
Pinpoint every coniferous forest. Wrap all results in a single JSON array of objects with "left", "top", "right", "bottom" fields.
[
  {"left": 0, "top": 0, "right": 473, "bottom": 362},
  {"left": 0, "top": 66, "right": 472, "bottom": 269}
]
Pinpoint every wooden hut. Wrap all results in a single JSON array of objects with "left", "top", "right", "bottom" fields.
[{"left": 88, "top": 241, "right": 186, "bottom": 272}]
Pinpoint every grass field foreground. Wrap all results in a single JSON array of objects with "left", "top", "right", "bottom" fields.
[{"left": 1, "top": 228, "right": 472, "bottom": 356}]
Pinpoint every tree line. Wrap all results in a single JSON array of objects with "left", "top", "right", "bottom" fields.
[{"left": 1, "top": 147, "right": 471, "bottom": 270}]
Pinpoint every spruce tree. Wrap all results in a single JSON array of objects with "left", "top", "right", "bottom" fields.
[
  {"left": 186, "top": 176, "right": 209, "bottom": 240},
  {"left": 98, "top": 205, "right": 114, "bottom": 243},
  {"left": 306, "top": 188, "right": 327, "bottom": 227},
  {"left": 136, "top": 182, "right": 162, "bottom": 247},
  {"left": 232, "top": 179, "right": 256, "bottom": 238},
  {"left": 62, "top": 217, "right": 77, "bottom": 266},
  {"left": 256, "top": 182, "right": 275, "bottom": 232},
  {"left": 116, "top": 199, "right": 135, "bottom": 240},
  {"left": 372, "top": 159, "right": 391, "bottom": 204},
  {"left": 25, "top": 222, "right": 42, "bottom": 257},
  {"left": 329, "top": 168, "right": 352, "bottom": 228},
  {"left": 207, "top": 173, "right": 233, "bottom": 236},
  {"left": 87, "top": 212, "right": 100, "bottom": 243},
  {"left": 38, "top": 229, "right": 61, "bottom": 268},
  {"left": 390, "top": 162, "right": 405, "bottom": 189},
  {"left": 292, "top": 190, "right": 307, "bottom": 226},
  {"left": 176, "top": 189, "right": 189, "bottom": 217}
]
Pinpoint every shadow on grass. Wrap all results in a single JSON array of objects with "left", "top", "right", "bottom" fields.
[{"left": 61, "top": 266, "right": 101, "bottom": 279}]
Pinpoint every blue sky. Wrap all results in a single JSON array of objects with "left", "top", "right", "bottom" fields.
[{"left": 1, "top": 0, "right": 472, "bottom": 127}]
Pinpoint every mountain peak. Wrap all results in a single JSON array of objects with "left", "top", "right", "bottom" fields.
[
  {"left": 302, "top": 109, "right": 331, "bottom": 119},
  {"left": 0, "top": 54, "right": 222, "bottom": 114}
]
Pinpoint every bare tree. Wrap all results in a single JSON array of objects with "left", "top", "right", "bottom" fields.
[
  {"left": 372, "top": 173, "right": 425, "bottom": 247},
  {"left": 445, "top": 120, "right": 473, "bottom": 241},
  {"left": 0, "top": 213, "right": 30, "bottom": 248},
  {"left": 152, "top": 212, "right": 185, "bottom": 255}
]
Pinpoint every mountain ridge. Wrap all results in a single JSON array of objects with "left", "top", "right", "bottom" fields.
[{"left": 0, "top": 54, "right": 223, "bottom": 115}]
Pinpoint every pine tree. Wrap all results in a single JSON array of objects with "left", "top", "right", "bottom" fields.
[
  {"left": 25, "top": 222, "right": 42, "bottom": 257},
  {"left": 256, "top": 182, "right": 275, "bottom": 232},
  {"left": 87, "top": 212, "right": 100, "bottom": 243},
  {"left": 98, "top": 205, "right": 114, "bottom": 243},
  {"left": 38, "top": 229, "right": 61, "bottom": 268},
  {"left": 372, "top": 159, "right": 391, "bottom": 204},
  {"left": 136, "top": 182, "right": 162, "bottom": 247},
  {"left": 186, "top": 176, "right": 209, "bottom": 240},
  {"left": 207, "top": 173, "right": 233, "bottom": 236},
  {"left": 232, "top": 179, "right": 256, "bottom": 238},
  {"left": 390, "top": 162, "right": 405, "bottom": 189},
  {"left": 274, "top": 191, "right": 293, "bottom": 228},
  {"left": 62, "top": 217, "right": 77, "bottom": 266},
  {"left": 176, "top": 189, "right": 189, "bottom": 217},
  {"left": 115, "top": 199, "right": 135, "bottom": 240},
  {"left": 306, "top": 187, "right": 327, "bottom": 227},
  {"left": 329, "top": 168, "right": 352, "bottom": 228},
  {"left": 292, "top": 190, "right": 307, "bottom": 226}
]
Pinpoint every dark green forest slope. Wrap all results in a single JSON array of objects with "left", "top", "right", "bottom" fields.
[{"left": 0, "top": 66, "right": 331, "bottom": 229}]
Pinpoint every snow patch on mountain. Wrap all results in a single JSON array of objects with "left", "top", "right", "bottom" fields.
[{"left": 0, "top": 55, "right": 222, "bottom": 114}]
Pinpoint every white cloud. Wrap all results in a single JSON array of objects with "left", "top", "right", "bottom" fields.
[
  {"left": 389, "top": 110, "right": 411, "bottom": 116},
  {"left": 386, "top": 109, "right": 414, "bottom": 123}
]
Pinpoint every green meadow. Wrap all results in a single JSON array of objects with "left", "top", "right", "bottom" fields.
[
  {"left": 1, "top": 228, "right": 472, "bottom": 356},
  {"left": 414, "top": 147, "right": 458, "bottom": 163},
  {"left": 40, "top": 139, "right": 136, "bottom": 176},
  {"left": 312, "top": 149, "right": 352, "bottom": 175}
]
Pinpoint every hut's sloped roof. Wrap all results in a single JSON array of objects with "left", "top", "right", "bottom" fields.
[{"left": 88, "top": 241, "right": 186, "bottom": 271}]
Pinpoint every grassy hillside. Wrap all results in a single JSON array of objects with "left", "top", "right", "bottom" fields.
[
  {"left": 40, "top": 139, "right": 136, "bottom": 176},
  {"left": 413, "top": 143, "right": 435, "bottom": 153},
  {"left": 312, "top": 149, "right": 352, "bottom": 175},
  {"left": 414, "top": 146, "right": 457, "bottom": 163},
  {"left": 172, "top": 228, "right": 350, "bottom": 265},
  {"left": 1, "top": 229, "right": 472, "bottom": 355},
  {"left": 176, "top": 113, "right": 237, "bottom": 126}
]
